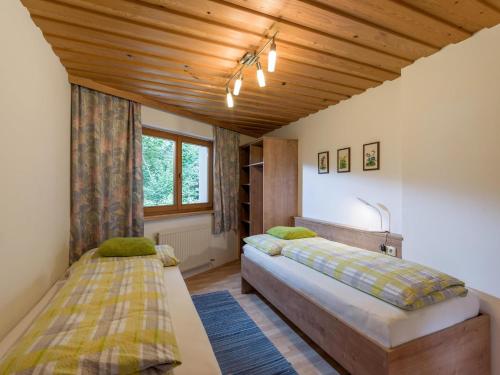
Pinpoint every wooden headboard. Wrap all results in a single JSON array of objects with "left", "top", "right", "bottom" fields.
[{"left": 293, "top": 217, "right": 403, "bottom": 258}]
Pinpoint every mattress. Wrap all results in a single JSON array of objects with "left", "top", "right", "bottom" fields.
[
  {"left": 0, "top": 267, "right": 221, "bottom": 375},
  {"left": 243, "top": 244, "right": 479, "bottom": 348}
]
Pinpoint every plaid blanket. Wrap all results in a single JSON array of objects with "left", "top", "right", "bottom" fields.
[
  {"left": 282, "top": 239, "right": 467, "bottom": 310},
  {"left": 0, "top": 256, "right": 181, "bottom": 374}
]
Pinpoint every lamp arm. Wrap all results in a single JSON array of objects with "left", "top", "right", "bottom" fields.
[
  {"left": 358, "top": 198, "right": 384, "bottom": 231},
  {"left": 376, "top": 203, "right": 391, "bottom": 233}
]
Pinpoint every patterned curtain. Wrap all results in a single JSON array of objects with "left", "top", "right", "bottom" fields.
[
  {"left": 213, "top": 127, "right": 240, "bottom": 234},
  {"left": 70, "top": 85, "right": 143, "bottom": 263}
]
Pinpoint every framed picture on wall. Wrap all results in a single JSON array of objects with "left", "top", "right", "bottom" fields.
[
  {"left": 317, "top": 151, "right": 329, "bottom": 174},
  {"left": 337, "top": 147, "right": 351, "bottom": 173},
  {"left": 363, "top": 142, "right": 380, "bottom": 171}
]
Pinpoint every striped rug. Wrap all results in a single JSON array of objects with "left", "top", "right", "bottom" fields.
[{"left": 192, "top": 290, "right": 297, "bottom": 375}]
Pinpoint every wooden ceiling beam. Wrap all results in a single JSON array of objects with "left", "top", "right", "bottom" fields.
[
  {"left": 46, "top": 37, "right": 353, "bottom": 104},
  {"left": 313, "top": 0, "right": 471, "bottom": 46},
  {"left": 49, "top": 0, "right": 409, "bottom": 72},
  {"left": 63, "top": 63, "right": 332, "bottom": 114},
  {"left": 65, "top": 66, "right": 345, "bottom": 106},
  {"left": 68, "top": 75, "right": 263, "bottom": 136},
  {"left": 187, "top": 110, "right": 290, "bottom": 125},
  {"left": 26, "top": 0, "right": 397, "bottom": 82},
  {"left": 60, "top": 56, "right": 363, "bottom": 102},
  {"left": 133, "top": 0, "right": 411, "bottom": 70},
  {"left": 401, "top": 0, "right": 500, "bottom": 33},
  {"left": 66, "top": 74, "right": 314, "bottom": 121},
  {"left": 64, "top": 64, "right": 341, "bottom": 112},
  {"left": 32, "top": 14, "right": 380, "bottom": 90},
  {"left": 199, "top": 120, "right": 279, "bottom": 131},
  {"left": 100, "top": 81, "right": 295, "bottom": 125},
  {"left": 219, "top": 0, "right": 437, "bottom": 60},
  {"left": 54, "top": 50, "right": 340, "bottom": 110}
]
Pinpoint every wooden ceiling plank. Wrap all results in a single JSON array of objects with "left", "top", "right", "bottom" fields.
[
  {"left": 188, "top": 111, "right": 291, "bottom": 125},
  {"left": 400, "top": 0, "right": 500, "bottom": 32},
  {"left": 66, "top": 68, "right": 316, "bottom": 117},
  {"left": 49, "top": 36, "right": 351, "bottom": 102},
  {"left": 484, "top": 0, "right": 500, "bottom": 12},
  {"left": 28, "top": 0, "right": 396, "bottom": 82},
  {"left": 67, "top": 75, "right": 261, "bottom": 136},
  {"left": 30, "top": 11, "right": 381, "bottom": 90},
  {"left": 61, "top": 54, "right": 365, "bottom": 101},
  {"left": 31, "top": 15, "right": 380, "bottom": 92},
  {"left": 312, "top": 0, "right": 470, "bottom": 47},
  {"left": 34, "top": 14, "right": 365, "bottom": 95},
  {"left": 48, "top": 40, "right": 339, "bottom": 105},
  {"left": 134, "top": 0, "right": 410, "bottom": 71},
  {"left": 157, "top": 102, "right": 311, "bottom": 122},
  {"left": 68, "top": 69, "right": 324, "bottom": 114},
  {"left": 63, "top": 55, "right": 332, "bottom": 112},
  {"left": 63, "top": 56, "right": 362, "bottom": 98},
  {"left": 209, "top": 0, "right": 437, "bottom": 60},
  {"left": 102, "top": 81, "right": 296, "bottom": 124},
  {"left": 57, "top": 0, "right": 409, "bottom": 72}
]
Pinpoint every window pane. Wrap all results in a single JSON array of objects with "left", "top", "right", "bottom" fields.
[
  {"left": 142, "top": 135, "right": 175, "bottom": 207},
  {"left": 182, "top": 142, "right": 209, "bottom": 204}
]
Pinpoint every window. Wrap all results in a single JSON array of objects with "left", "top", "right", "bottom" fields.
[{"left": 142, "top": 127, "right": 213, "bottom": 217}]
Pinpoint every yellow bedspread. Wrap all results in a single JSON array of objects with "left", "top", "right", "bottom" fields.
[{"left": 0, "top": 255, "right": 181, "bottom": 374}]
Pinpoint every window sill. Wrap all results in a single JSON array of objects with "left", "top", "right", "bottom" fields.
[{"left": 144, "top": 209, "right": 214, "bottom": 222}]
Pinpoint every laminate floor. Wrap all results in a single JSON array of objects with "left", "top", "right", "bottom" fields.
[{"left": 186, "top": 261, "right": 349, "bottom": 375}]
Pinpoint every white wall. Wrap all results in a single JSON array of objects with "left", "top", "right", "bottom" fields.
[
  {"left": 268, "top": 79, "right": 403, "bottom": 233},
  {"left": 269, "top": 24, "right": 500, "bottom": 374},
  {"left": 0, "top": 1, "right": 70, "bottom": 340},
  {"left": 400, "top": 26, "right": 500, "bottom": 298},
  {"left": 142, "top": 107, "right": 251, "bottom": 275}
]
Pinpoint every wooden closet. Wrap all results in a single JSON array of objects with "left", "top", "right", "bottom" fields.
[{"left": 239, "top": 137, "right": 298, "bottom": 250}]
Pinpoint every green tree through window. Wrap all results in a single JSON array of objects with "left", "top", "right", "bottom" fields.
[
  {"left": 142, "top": 129, "right": 212, "bottom": 216},
  {"left": 142, "top": 135, "right": 175, "bottom": 206},
  {"left": 182, "top": 143, "right": 209, "bottom": 204}
]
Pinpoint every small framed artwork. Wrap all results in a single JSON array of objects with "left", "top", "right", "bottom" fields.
[
  {"left": 317, "top": 151, "right": 329, "bottom": 174},
  {"left": 337, "top": 147, "right": 351, "bottom": 173},
  {"left": 363, "top": 142, "right": 380, "bottom": 171}
]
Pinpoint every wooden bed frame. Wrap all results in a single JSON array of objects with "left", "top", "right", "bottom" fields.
[{"left": 241, "top": 217, "right": 490, "bottom": 375}]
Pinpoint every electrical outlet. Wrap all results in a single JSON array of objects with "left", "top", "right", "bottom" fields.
[{"left": 386, "top": 246, "right": 397, "bottom": 257}]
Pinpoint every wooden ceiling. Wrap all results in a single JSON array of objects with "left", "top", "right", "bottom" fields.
[{"left": 22, "top": 0, "right": 500, "bottom": 137}]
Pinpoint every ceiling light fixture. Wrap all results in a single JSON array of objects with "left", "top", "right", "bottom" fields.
[
  {"left": 226, "top": 87, "right": 234, "bottom": 108},
  {"left": 233, "top": 73, "right": 243, "bottom": 96},
  {"left": 256, "top": 60, "right": 266, "bottom": 87},
  {"left": 268, "top": 39, "right": 277, "bottom": 72},
  {"left": 224, "top": 32, "right": 278, "bottom": 108}
]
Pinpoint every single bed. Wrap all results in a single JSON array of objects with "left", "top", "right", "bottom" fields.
[
  {"left": 244, "top": 244, "right": 479, "bottom": 348},
  {"left": 0, "top": 266, "right": 221, "bottom": 375},
  {"left": 241, "top": 217, "right": 491, "bottom": 375}
]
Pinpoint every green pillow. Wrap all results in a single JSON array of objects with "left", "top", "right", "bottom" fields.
[
  {"left": 98, "top": 237, "right": 156, "bottom": 257},
  {"left": 266, "top": 226, "right": 317, "bottom": 240}
]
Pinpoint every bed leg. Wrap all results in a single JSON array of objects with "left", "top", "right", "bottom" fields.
[{"left": 241, "top": 277, "right": 255, "bottom": 294}]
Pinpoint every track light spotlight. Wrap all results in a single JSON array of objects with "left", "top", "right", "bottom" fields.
[
  {"left": 268, "top": 40, "right": 277, "bottom": 72},
  {"left": 224, "top": 33, "right": 277, "bottom": 107},
  {"left": 256, "top": 60, "right": 266, "bottom": 87},
  {"left": 226, "top": 87, "right": 234, "bottom": 108},
  {"left": 233, "top": 73, "right": 243, "bottom": 96}
]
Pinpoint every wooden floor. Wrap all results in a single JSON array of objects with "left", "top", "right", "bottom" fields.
[{"left": 186, "top": 261, "right": 348, "bottom": 375}]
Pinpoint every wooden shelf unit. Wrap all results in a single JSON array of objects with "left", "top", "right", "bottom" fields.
[{"left": 239, "top": 137, "right": 298, "bottom": 251}]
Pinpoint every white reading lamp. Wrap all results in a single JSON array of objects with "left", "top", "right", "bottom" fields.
[
  {"left": 376, "top": 203, "right": 391, "bottom": 233},
  {"left": 357, "top": 197, "right": 389, "bottom": 233},
  {"left": 357, "top": 197, "right": 392, "bottom": 254}
]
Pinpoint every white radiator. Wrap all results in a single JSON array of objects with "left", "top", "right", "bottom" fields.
[{"left": 156, "top": 225, "right": 212, "bottom": 272}]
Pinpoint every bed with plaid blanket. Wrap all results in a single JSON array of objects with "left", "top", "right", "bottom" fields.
[
  {"left": 281, "top": 239, "right": 467, "bottom": 310},
  {"left": 0, "top": 255, "right": 181, "bottom": 374}
]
